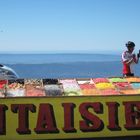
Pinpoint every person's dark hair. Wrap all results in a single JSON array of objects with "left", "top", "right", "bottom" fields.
[{"left": 126, "top": 41, "right": 135, "bottom": 47}]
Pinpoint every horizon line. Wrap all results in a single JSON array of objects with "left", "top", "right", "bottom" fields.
[{"left": 0, "top": 50, "right": 122, "bottom": 55}]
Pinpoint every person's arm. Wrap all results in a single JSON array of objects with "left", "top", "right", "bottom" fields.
[
  {"left": 124, "top": 58, "right": 134, "bottom": 65},
  {"left": 122, "top": 52, "right": 134, "bottom": 65}
]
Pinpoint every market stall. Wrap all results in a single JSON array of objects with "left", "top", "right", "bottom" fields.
[{"left": 0, "top": 77, "right": 140, "bottom": 139}]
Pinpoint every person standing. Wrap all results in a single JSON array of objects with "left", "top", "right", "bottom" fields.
[{"left": 122, "top": 41, "right": 140, "bottom": 77}]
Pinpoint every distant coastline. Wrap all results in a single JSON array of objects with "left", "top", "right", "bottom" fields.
[{"left": 0, "top": 53, "right": 121, "bottom": 65}]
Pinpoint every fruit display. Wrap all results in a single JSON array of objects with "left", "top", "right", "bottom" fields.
[
  {"left": 79, "top": 84, "right": 96, "bottom": 89},
  {"left": 25, "top": 84, "right": 45, "bottom": 96},
  {"left": 0, "top": 77, "right": 140, "bottom": 97},
  {"left": 126, "top": 77, "right": 140, "bottom": 83},
  {"left": 109, "top": 77, "right": 127, "bottom": 83},
  {"left": 0, "top": 80, "right": 7, "bottom": 97},
  {"left": 44, "top": 84, "right": 63, "bottom": 96},
  {"left": 79, "top": 83, "right": 99, "bottom": 95},
  {"left": 131, "top": 83, "right": 140, "bottom": 89},
  {"left": 113, "top": 82, "right": 132, "bottom": 90},
  {"left": 95, "top": 83, "right": 115, "bottom": 90},
  {"left": 59, "top": 79, "right": 82, "bottom": 96},
  {"left": 92, "top": 78, "right": 109, "bottom": 84},
  {"left": 25, "top": 79, "right": 45, "bottom": 96},
  {"left": 6, "top": 79, "right": 25, "bottom": 97}
]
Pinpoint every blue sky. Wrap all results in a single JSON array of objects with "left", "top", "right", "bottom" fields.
[{"left": 0, "top": 0, "right": 140, "bottom": 54}]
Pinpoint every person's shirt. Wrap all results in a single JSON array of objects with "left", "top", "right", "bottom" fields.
[{"left": 122, "top": 51, "right": 136, "bottom": 74}]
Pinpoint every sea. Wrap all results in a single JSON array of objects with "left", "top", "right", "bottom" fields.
[{"left": 0, "top": 53, "right": 140, "bottom": 78}]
